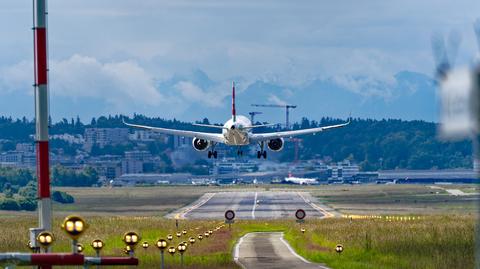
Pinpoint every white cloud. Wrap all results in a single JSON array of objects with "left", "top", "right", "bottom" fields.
[
  {"left": 50, "top": 54, "right": 163, "bottom": 107},
  {"left": 173, "top": 80, "right": 231, "bottom": 108}
]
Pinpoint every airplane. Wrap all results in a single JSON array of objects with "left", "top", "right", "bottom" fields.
[
  {"left": 283, "top": 173, "right": 318, "bottom": 185},
  {"left": 123, "top": 82, "right": 350, "bottom": 159}
]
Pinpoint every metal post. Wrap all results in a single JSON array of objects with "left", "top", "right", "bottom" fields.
[
  {"left": 160, "top": 251, "right": 164, "bottom": 269},
  {"left": 180, "top": 253, "right": 184, "bottom": 267},
  {"left": 286, "top": 107, "right": 289, "bottom": 129},
  {"left": 32, "top": 1, "right": 51, "bottom": 268}
]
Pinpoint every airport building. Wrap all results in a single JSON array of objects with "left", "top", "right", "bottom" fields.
[{"left": 83, "top": 128, "right": 129, "bottom": 151}]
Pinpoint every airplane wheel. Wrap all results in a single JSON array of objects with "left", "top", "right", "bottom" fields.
[
  {"left": 213, "top": 151, "right": 218, "bottom": 159},
  {"left": 263, "top": 151, "right": 267, "bottom": 159},
  {"left": 257, "top": 151, "right": 261, "bottom": 159},
  {"left": 208, "top": 151, "right": 212, "bottom": 159}
]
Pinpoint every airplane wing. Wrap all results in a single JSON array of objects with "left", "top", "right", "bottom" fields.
[
  {"left": 250, "top": 121, "right": 350, "bottom": 142},
  {"left": 123, "top": 120, "right": 226, "bottom": 144}
]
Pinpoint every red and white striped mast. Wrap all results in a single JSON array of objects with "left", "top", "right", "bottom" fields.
[{"left": 33, "top": 0, "right": 52, "bottom": 233}]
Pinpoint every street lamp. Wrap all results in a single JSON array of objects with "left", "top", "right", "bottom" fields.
[
  {"left": 123, "top": 231, "right": 141, "bottom": 257},
  {"left": 335, "top": 244, "right": 344, "bottom": 254},
  {"left": 36, "top": 231, "right": 54, "bottom": 251},
  {"left": 177, "top": 243, "right": 187, "bottom": 267},
  {"left": 62, "top": 215, "right": 87, "bottom": 253},
  {"left": 156, "top": 239, "right": 168, "bottom": 269}
]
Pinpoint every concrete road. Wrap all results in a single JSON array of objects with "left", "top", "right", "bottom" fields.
[
  {"left": 182, "top": 191, "right": 330, "bottom": 219},
  {"left": 234, "top": 232, "right": 329, "bottom": 269}
]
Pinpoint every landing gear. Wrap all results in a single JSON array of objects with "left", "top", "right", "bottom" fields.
[
  {"left": 237, "top": 148, "right": 244, "bottom": 156},
  {"left": 257, "top": 142, "right": 267, "bottom": 159},
  {"left": 208, "top": 150, "right": 218, "bottom": 159},
  {"left": 208, "top": 143, "right": 218, "bottom": 159},
  {"left": 257, "top": 150, "right": 267, "bottom": 159}
]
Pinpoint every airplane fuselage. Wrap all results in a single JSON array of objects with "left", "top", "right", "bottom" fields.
[{"left": 222, "top": 115, "right": 251, "bottom": 145}]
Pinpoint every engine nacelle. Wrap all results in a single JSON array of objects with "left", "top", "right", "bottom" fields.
[
  {"left": 192, "top": 137, "right": 211, "bottom": 151},
  {"left": 267, "top": 138, "right": 284, "bottom": 152}
]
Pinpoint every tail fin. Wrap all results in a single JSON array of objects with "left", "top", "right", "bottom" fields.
[{"left": 232, "top": 81, "right": 236, "bottom": 122}]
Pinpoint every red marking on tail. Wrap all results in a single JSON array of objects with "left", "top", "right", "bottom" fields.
[{"left": 232, "top": 81, "right": 236, "bottom": 122}]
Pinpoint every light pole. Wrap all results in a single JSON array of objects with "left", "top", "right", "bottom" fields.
[
  {"left": 156, "top": 239, "right": 168, "bottom": 269},
  {"left": 123, "top": 231, "right": 141, "bottom": 257},
  {"left": 91, "top": 239, "right": 104, "bottom": 269},
  {"left": 61, "top": 215, "right": 87, "bottom": 254},
  {"left": 177, "top": 243, "right": 187, "bottom": 267}
]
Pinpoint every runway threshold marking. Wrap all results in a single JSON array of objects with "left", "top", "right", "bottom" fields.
[
  {"left": 251, "top": 192, "right": 258, "bottom": 219},
  {"left": 297, "top": 192, "right": 334, "bottom": 218},
  {"left": 175, "top": 192, "right": 216, "bottom": 219}
]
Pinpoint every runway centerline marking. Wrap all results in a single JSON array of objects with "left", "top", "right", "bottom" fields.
[
  {"left": 297, "top": 192, "right": 334, "bottom": 218},
  {"left": 251, "top": 192, "right": 257, "bottom": 219}
]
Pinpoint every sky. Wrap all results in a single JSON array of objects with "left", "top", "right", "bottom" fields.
[{"left": 0, "top": 0, "right": 479, "bottom": 124}]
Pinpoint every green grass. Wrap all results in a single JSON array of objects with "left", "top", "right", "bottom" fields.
[{"left": 0, "top": 215, "right": 474, "bottom": 269}]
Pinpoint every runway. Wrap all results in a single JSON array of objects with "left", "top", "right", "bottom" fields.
[
  {"left": 179, "top": 191, "right": 331, "bottom": 220},
  {"left": 234, "top": 232, "right": 330, "bottom": 269}
]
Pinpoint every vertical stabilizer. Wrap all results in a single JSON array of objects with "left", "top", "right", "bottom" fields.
[{"left": 232, "top": 81, "right": 236, "bottom": 122}]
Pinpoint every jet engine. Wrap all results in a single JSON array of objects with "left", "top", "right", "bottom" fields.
[
  {"left": 267, "top": 138, "right": 284, "bottom": 152},
  {"left": 192, "top": 137, "right": 211, "bottom": 151}
]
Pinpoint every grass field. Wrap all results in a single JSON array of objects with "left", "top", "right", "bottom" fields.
[
  {"left": 0, "top": 215, "right": 474, "bottom": 269},
  {"left": 44, "top": 184, "right": 479, "bottom": 217},
  {"left": 0, "top": 185, "right": 476, "bottom": 268}
]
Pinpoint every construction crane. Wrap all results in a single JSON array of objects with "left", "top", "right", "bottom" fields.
[
  {"left": 248, "top": 111, "right": 263, "bottom": 123},
  {"left": 251, "top": 104, "right": 297, "bottom": 129}
]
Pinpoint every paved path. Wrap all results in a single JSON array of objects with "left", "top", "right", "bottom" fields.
[
  {"left": 174, "top": 191, "right": 333, "bottom": 219},
  {"left": 234, "top": 232, "right": 330, "bottom": 269}
]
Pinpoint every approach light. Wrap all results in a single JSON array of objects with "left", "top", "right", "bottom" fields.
[
  {"left": 142, "top": 241, "right": 149, "bottom": 249},
  {"left": 182, "top": 230, "right": 187, "bottom": 235},
  {"left": 156, "top": 239, "right": 168, "bottom": 250},
  {"left": 177, "top": 243, "right": 187, "bottom": 253},
  {"left": 27, "top": 240, "right": 35, "bottom": 252},
  {"left": 176, "top": 232, "right": 182, "bottom": 238},
  {"left": 335, "top": 244, "right": 344, "bottom": 254},
  {"left": 36, "top": 231, "right": 54, "bottom": 248},
  {"left": 189, "top": 237, "right": 195, "bottom": 244},
  {"left": 167, "top": 234, "right": 173, "bottom": 241},
  {"left": 124, "top": 245, "right": 133, "bottom": 255},
  {"left": 77, "top": 243, "right": 84, "bottom": 253},
  {"left": 197, "top": 234, "right": 203, "bottom": 241},
  {"left": 62, "top": 215, "right": 87, "bottom": 240},
  {"left": 301, "top": 228, "right": 306, "bottom": 233},
  {"left": 123, "top": 231, "right": 141, "bottom": 246},
  {"left": 204, "top": 232, "right": 209, "bottom": 238},
  {"left": 91, "top": 239, "right": 104, "bottom": 250},
  {"left": 168, "top": 246, "right": 176, "bottom": 255},
  {"left": 208, "top": 230, "right": 213, "bottom": 235}
]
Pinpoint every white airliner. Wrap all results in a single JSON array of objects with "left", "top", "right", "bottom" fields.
[
  {"left": 123, "top": 82, "right": 349, "bottom": 159},
  {"left": 284, "top": 173, "right": 318, "bottom": 185}
]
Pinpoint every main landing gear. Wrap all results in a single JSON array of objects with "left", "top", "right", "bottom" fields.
[
  {"left": 208, "top": 143, "right": 218, "bottom": 159},
  {"left": 237, "top": 148, "right": 244, "bottom": 156},
  {"left": 208, "top": 150, "right": 218, "bottom": 159},
  {"left": 257, "top": 141, "right": 267, "bottom": 159}
]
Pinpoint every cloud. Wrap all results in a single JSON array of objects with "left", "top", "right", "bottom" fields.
[
  {"left": 173, "top": 80, "right": 231, "bottom": 108},
  {"left": 50, "top": 55, "right": 163, "bottom": 107}
]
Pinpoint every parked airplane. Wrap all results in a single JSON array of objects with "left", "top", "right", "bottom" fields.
[{"left": 123, "top": 82, "right": 349, "bottom": 159}]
